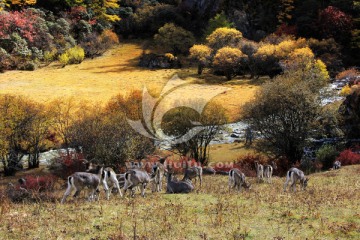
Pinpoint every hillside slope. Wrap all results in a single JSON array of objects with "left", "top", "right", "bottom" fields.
[{"left": 0, "top": 43, "right": 259, "bottom": 120}]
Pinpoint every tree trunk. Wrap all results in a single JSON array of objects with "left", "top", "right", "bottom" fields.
[
  {"left": 197, "top": 64, "right": 203, "bottom": 75},
  {"left": 226, "top": 71, "right": 232, "bottom": 80}
]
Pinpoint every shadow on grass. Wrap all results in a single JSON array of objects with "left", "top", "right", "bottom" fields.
[{"left": 177, "top": 69, "right": 269, "bottom": 87}]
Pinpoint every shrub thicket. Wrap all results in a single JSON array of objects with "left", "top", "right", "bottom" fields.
[
  {"left": 58, "top": 46, "right": 85, "bottom": 66},
  {"left": 336, "top": 149, "right": 360, "bottom": 166},
  {"left": 315, "top": 145, "right": 339, "bottom": 170}
]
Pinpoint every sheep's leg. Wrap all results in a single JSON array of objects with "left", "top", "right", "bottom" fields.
[
  {"left": 88, "top": 188, "right": 96, "bottom": 201},
  {"left": 158, "top": 176, "right": 162, "bottom": 192},
  {"left": 112, "top": 177, "right": 123, "bottom": 198},
  {"left": 73, "top": 189, "right": 81, "bottom": 198},
  {"left": 140, "top": 183, "right": 146, "bottom": 198},
  {"left": 283, "top": 178, "right": 289, "bottom": 192},
  {"left": 228, "top": 176, "right": 234, "bottom": 193},
  {"left": 61, "top": 183, "right": 72, "bottom": 204},
  {"left": 151, "top": 181, "right": 156, "bottom": 193},
  {"left": 102, "top": 178, "right": 110, "bottom": 200},
  {"left": 123, "top": 177, "right": 133, "bottom": 196},
  {"left": 291, "top": 181, "right": 296, "bottom": 192}
]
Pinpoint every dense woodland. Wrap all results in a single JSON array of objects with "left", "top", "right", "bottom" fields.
[
  {"left": 1, "top": 0, "right": 360, "bottom": 177},
  {"left": 0, "top": 0, "right": 359, "bottom": 70}
]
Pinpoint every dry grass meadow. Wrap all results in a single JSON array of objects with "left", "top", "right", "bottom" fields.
[
  {"left": 0, "top": 165, "right": 359, "bottom": 239},
  {"left": 0, "top": 42, "right": 261, "bottom": 122}
]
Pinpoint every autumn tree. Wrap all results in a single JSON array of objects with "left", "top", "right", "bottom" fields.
[
  {"left": 49, "top": 98, "right": 78, "bottom": 150},
  {"left": 253, "top": 43, "right": 281, "bottom": 78},
  {"left": 282, "top": 47, "right": 330, "bottom": 91},
  {"left": 339, "top": 87, "right": 360, "bottom": 139},
  {"left": 189, "top": 44, "right": 212, "bottom": 75},
  {"left": 307, "top": 38, "right": 343, "bottom": 76},
  {"left": 318, "top": 6, "right": 352, "bottom": 43},
  {"left": 7, "top": 0, "right": 37, "bottom": 8},
  {"left": 162, "top": 103, "right": 227, "bottom": 165},
  {"left": 25, "top": 102, "right": 52, "bottom": 168},
  {"left": 277, "top": 0, "right": 295, "bottom": 24},
  {"left": 242, "top": 75, "right": 321, "bottom": 165},
  {"left": 65, "top": 0, "right": 120, "bottom": 22},
  {"left": 154, "top": 23, "right": 195, "bottom": 54},
  {"left": 213, "top": 47, "right": 247, "bottom": 80},
  {"left": 206, "top": 27, "right": 242, "bottom": 50},
  {"left": 0, "top": 95, "right": 51, "bottom": 175},
  {"left": 204, "top": 12, "right": 234, "bottom": 38},
  {"left": 68, "top": 93, "right": 155, "bottom": 167}
]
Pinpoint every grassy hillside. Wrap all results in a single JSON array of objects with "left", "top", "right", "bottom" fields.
[
  {"left": 0, "top": 165, "right": 359, "bottom": 239},
  {"left": 0, "top": 42, "right": 261, "bottom": 121}
]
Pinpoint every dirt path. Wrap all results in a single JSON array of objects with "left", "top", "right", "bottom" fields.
[{"left": 0, "top": 42, "right": 259, "bottom": 120}]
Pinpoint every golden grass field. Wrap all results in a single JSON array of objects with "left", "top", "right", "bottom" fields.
[
  {"left": 0, "top": 42, "right": 261, "bottom": 122},
  {"left": 0, "top": 165, "right": 359, "bottom": 239}
]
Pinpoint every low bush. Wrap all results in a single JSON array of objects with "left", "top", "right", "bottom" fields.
[
  {"left": 43, "top": 49, "right": 57, "bottom": 63},
  {"left": 80, "top": 30, "right": 119, "bottom": 58},
  {"left": 58, "top": 46, "right": 85, "bottom": 66},
  {"left": 336, "top": 68, "right": 360, "bottom": 80},
  {"left": 336, "top": 68, "right": 360, "bottom": 85},
  {"left": 316, "top": 145, "right": 339, "bottom": 170},
  {"left": 154, "top": 23, "right": 195, "bottom": 54},
  {"left": 336, "top": 149, "right": 360, "bottom": 166},
  {"left": 340, "top": 84, "right": 352, "bottom": 96},
  {"left": 213, "top": 154, "right": 269, "bottom": 177},
  {"left": 236, "top": 154, "right": 269, "bottom": 177},
  {"left": 18, "top": 61, "right": 37, "bottom": 71},
  {"left": 6, "top": 174, "right": 58, "bottom": 203},
  {"left": 58, "top": 52, "right": 69, "bottom": 66},
  {"left": 99, "top": 29, "right": 119, "bottom": 49},
  {"left": 0, "top": 48, "right": 14, "bottom": 71},
  {"left": 67, "top": 45, "right": 85, "bottom": 64},
  {"left": 19, "top": 175, "right": 57, "bottom": 192},
  {"left": 48, "top": 151, "right": 87, "bottom": 179}
]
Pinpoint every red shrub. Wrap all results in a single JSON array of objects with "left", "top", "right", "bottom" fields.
[
  {"left": 49, "top": 151, "right": 87, "bottom": 179},
  {"left": 213, "top": 154, "right": 269, "bottom": 177},
  {"left": 236, "top": 154, "right": 270, "bottom": 177},
  {"left": 336, "top": 68, "right": 360, "bottom": 81},
  {"left": 7, "top": 174, "right": 59, "bottom": 203},
  {"left": 213, "top": 163, "right": 237, "bottom": 173},
  {"left": 68, "top": 6, "right": 88, "bottom": 23},
  {"left": 0, "top": 11, "right": 35, "bottom": 42},
  {"left": 336, "top": 149, "right": 360, "bottom": 166},
  {"left": 318, "top": 6, "right": 352, "bottom": 40},
  {"left": 20, "top": 175, "right": 57, "bottom": 192}
]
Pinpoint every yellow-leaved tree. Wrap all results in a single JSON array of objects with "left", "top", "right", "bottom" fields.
[
  {"left": 283, "top": 47, "right": 329, "bottom": 91},
  {"left": 213, "top": 47, "right": 247, "bottom": 80},
  {"left": 275, "top": 38, "right": 306, "bottom": 59},
  {"left": 9, "top": 0, "right": 36, "bottom": 7},
  {"left": 206, "top": 27, "right": 242, "bottom": 50},
  {"left": 189, "top": 44, "right": 212, "bottom": 75},
  {"left": 67, "top": 0, "right": 120, "bottom": 22}
]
